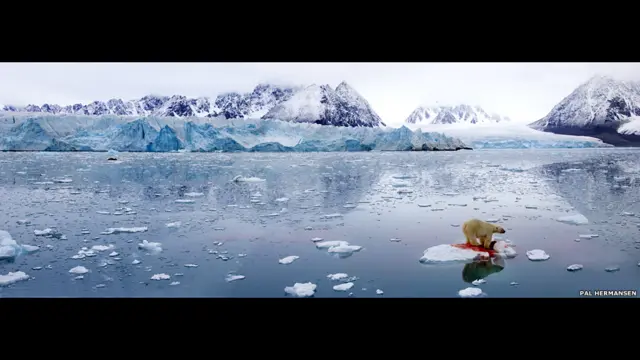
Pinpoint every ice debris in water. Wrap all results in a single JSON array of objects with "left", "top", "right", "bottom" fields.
[
  {"left": 69, "top": 266, "right": 89, "bottom": 275},
  {"left": 101, "top": 227, "right": 148, "bottom": 235},
  {"left": 315, "top": 240, "right": 362, "bottom": 254},
  {"left": 567, "top": 264, "right": 583, "bottom": 272},
  {"left": 166, "top": 221, "right": 181, "bottom": 228},
  {"left": 226, "top": 274, "right": 246, "bottom": 282},
  {"left": 278, "top": 256, "right": 299, "bottom": 264},
  {"left": 92, "top": 245, "right": 114, "bottom": 252},
  {"left": 579, "top": 234, "right": 598, "bottom": 239},
  {"left": 151, "top": 273, "right": 170, "bottom": 280},
  {"left": 556, "top": 214, "right": 589, "bottom": 225},
  {"left": 311, "top": 237, "right": 323, "bottom": 242},
  {"left": 333, "top": 282, "right": 354, "bottom": 291},
  {"left": 420, "top": 244, "right": 485, "bottom": 264},
  {"left": 526, "top": 249, "right": 550, "bottom": 261},
  {"left": 458, "top": 287, "right": 484, "bottom": 298},
  {"left": 0, "top": 230, "right": 20, "bottom": 260},
  {"left": 275, "top": 197, "right": 289, "bottom": 202},
  {"left": 389, "top": 238, "right": 401, "bottom": 242},
  {"left": 175, "top": 199, "right": 195, "bottom": 204},
  {"left": 34, "top": 228, "right": 56, "bottom": 236},
  {"left": 472, "top": 279, "right": 486, "bottom": 286},
  {"left": 232, "top": 175, "right": 266, "bottom": 183},
  {"left": 321, "top": 213, "right": 343, "bottom": 219},
  {"left": 284, "top": 282, "right": 317, "bottom": 297},
  {"left": 605, "top": 266, "right": 620, "bottom": 273},
  {"left": 327, "top": 273, "right": 349, "bottom": 281},
  {"left": 71, "top": 248, "right": 97, "bottom": 259},
  {"left": 184, "top": 264, "right": 198, "bottom": 268},
  {"left": 376, "top": 289, "right": 384, "bottom": 295},
  {"left": 184, "top": 192, "right": 204, "bottom": 197},
  {"left": 0, "top": 271, "right": 30, "bottom": 286},
  {"left": 138, "top": 240, "right": 163, "bottom": 253}
]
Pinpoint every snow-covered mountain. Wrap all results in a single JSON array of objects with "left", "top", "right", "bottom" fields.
[
  {"left": 529, "top": 75, "right": 640, "bottom": 146},
  {"left": 405, "top": 104, "right": 511, "bottom": 125},
  {"left": 0, "top": 83, "right": 301, "bottom": 120},
  {"left": 262, "top": 82, "right": 385, "bottom": 127}
]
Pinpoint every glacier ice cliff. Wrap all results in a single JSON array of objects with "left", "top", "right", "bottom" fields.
[{"left": 0, "top": 115, "right": 469, "bottom": 152}]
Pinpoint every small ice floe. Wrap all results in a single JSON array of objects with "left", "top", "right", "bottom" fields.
[
  {"left": 184, "top": 192, "right": 204, "bottom": 197},
  {"left": 389, "top": 238, "right": 401, "bottom": 242},
  {"left": 151, "top": 273, "right": 170, "bottom": 280},
  {"left": 132, "top": 259, "right": 141, "bottom": 265},
  {"left": 101, "top": 227, "right": 147, "bottom": 235},
  {"left": 232, "top": 175, "right": 266, "bottom": 183},
  {"left": 417, "top": 204, "right": 431, "bottom": 208},
  {"left": 275, "top": 197, "right": 289, "bottom": 203},
  {"left": 16, "top": 219, "right": 30, "bottom": 225},
  {"left": 0, "top": 271, "right": 30, "bottom": 286},
  {"left": 304, "top": 226, "right": 313, "bottom": 230},
  {"left": 556, "top": 214, "right": 589, "bottom": 225},
  {"left": 184, "top": 264, "right": 198, "bottom": 268},
  {"left": 458, "top": 287, "right": 484, "bottom": 298},
  {"left": 621, "top": 212, "right": 635, "bottom": 217},
  {"left": 0, "top": 230, "right": 21, "bottom": 260},
  {"left": 321, "top": 213, "right": 343, "bottom": 219},
  {"left": 376, "top": 289, "right": 384, "bottom": 295},
  {"left": 69, "top": 266, "right": 89, "bottom": 275},
  {"left": 138, "top": 240, "right": 163, "bottom": 253},
  {"left": 486, "top": 218, "right": 500, "bottom": 223},
  {"left": 579, "top": 234, "right": 599, "bottom": 239},
  {"left": 315, "top": 241, "right": 362, "bottom": 255},
  {"left": 226, "top": 274, "right": 245, "bottom": 282},
  {"left": 71, "top": 247, "right": 97, "bottom": 259},
  {"left": 526, "top": 249, "right": 550, "bottom": 261},
  {"left": 166, "top": 221, "right": 181, "bottom": 228},
  {"left": 333, "top": 282, "right": 354, "bottom": 291},
  {"left": 278, "top": 256, "right": 299, "bottom": 265},
  {"left": 420, "top": 244, "right": 486, "bottom": 264},
  {"left": 169, "top": 281, "right": 180, "bottom": 286},
  {"left": 311, "top": 237, "right": 323, "bottom": 242},
  {"left": 53, "top": 178, "right": 73, "bottom": 183},
  {"left": 510, "top": 282, "right": 519, "bottom": 286},
  {"left": 175, "top": 199, "right": 195, "bottom": 204},
  {"left": 108, "top": 251, "right": 118, "bottom": 257},
  {"left": 91, "top": 245, "right": 114, "bottom": 252},
  {"left": 605, "top": 266, "right": 620, "bottom": 273},
  {"left": 567, "top": 264, "right": 583, "bottom": 272},
  {"left": 96, "top": 211, "right": 111, "bottom": 215},
  {"left": 524, "top": 205, "right": 538, "bottom": 209},
  {"left": 34, "top": 228, "right": 56, "bottom": 236},
  {"left": 472, "top": 279, "right": 486, "bottom": 286},
  {"left": 327, "top": 273, "right": 348, "bottom": 281},
  {"left": 284, "top": 282, "right": 317, "bottom": 297}
]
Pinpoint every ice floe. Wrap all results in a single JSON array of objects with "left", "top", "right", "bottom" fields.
[
  {"left": 278, "top": 255, "right": 299, "bottom": 264},
  {"left": 556, "top": 214, "right": 589, "bottom": 225},
  {"left": 226, "top": 274, "right": 245, "bottom": 282},
  {"left": 333, "top": 282, "right": 354, "bottom": 291},
  {"left": 101, "top": 227, "right": 148, "bottom": 235},
  {"left": 69, "top": 266, "right": 89, "bottom": 275},
  {"left": 138, "top": 240, "right": 163, "bottom": 253},
  {"left": 420, "top": 244, "right": 486, "bottom": 264},
  {"left": 0, "top": 271, "right": 30, "bottom": 286},
  {"left": 284, "top": 282, "right": 317, "bottom": 297},
  {"left": 567, "top": 264, "right": 583, "bottom": 272},
  {"left": 232, "top": 175, "right": 266, "bottom": 183},
  {"left": 526, "top": 249, "right": 550, "bottom": 261},
  {"left": 151, "top": 273, "right": 170, "bottom": 280},
  {"left": 327, "top": 273, "right": 348, "bottom": 281},
  {"left": 458, "top": 287, "right": 484, "bottom": 298}
]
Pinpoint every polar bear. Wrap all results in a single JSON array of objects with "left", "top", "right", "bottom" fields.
[{"left": 462, "top": 218, "right": 506, "bottom": 250}]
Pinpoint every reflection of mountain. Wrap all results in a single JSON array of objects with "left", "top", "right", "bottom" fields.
[
  {"left": 73, "top": 153, "right": 382, "bottom": 217},
  {"left": 534, "top": 157, "right": 640, "bottom": 220}
]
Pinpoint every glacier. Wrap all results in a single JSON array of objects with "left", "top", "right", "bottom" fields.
[
  {"left": 0, "top": 114, "right": 470, "bottom": 152},
  {"left": 406, "top": 123, "right": 612, "bottom": 149}
]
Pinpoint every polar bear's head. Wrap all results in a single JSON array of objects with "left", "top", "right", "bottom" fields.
[{"left": 492, "top": 225, "right": 506, "bottom": 234}]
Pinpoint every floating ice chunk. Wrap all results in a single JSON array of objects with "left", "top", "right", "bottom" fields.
[
  {"left": 91, "top": 245, "right": 114, "bottom": 252},
  {"left": 389, "top": 238, "right": 401, "bottom": 242},
  {"left": 184, "top": 192, "right": 204, "bottom": 197},
  {"left": 0, "top": 271, "right": 29, "bottom": 286},
  {"left": 556, "top": 214, "right": 589, "bottom": 225},
  {"left": 418, "top": 204, "right": 431, "bottom": 207},
  {"left": 311, "top": 237, "right": 323, "bottom": 242},
  {"left": 275, "top": 197, "right": 289, "bottom": 202},
  {"left": 472, "top": 279, "right": 486, "bottom": 286},
  {"left": 226, "top": 274, "right": 246, "bottom": 282},
  {"left": 316, "top": 241, "right": 349, "bottom": 249},
  {"left": 69, "top": 266, "right": 89, "bottom": 275},
  {"left": 101, "top": 227, "right": 147, "bottom": 235},
  {"left": 526, "top": 249, "right": 550, "bottom": 261},
  {"left": 284, "top": 282, "right": 317, "bottom": 297},
  {"left": 108, "top": 251, "right": 118, "bottom": 257},
  {"left": 166, "top": 221, "right": 181, "bottom": 228},
  {"left": 138, "top": 240, "right": 163, "bottom": 253},
  {"left": 333, "top": 282, "right": 354, "bottom": 291},
  {"left": 567, "top": 264, "right": 583, "bottom": 272},
  {"left": 420, "top": 244, "right": 486, "bottom": 264},
  {"left": 184, "top": 264, "right": 198, "bottom": 268},
  {"left": 232, "top": 175, "right": 266, "bottom": 183},
  {"left": 328, "top": 244, "right": 362, "bottom": 254},
  {"left": 321, "top": 213, "right": 343, "bottom": 219},
  {"left": 175, "top": 199, "right": 195, "bottom": 204},
  {"left": 0, "top": 230, "right": 20, "bottom": 259},
  {"left": 16, "top": 219, "right": 30, "bottom": 225},
  {"left": 493, "top": 241, "right": 517, "bottom": 258},
  {"left": 96, "top": 211, "right": 111, "bottom": 215},
  {"left": 53, "top": 178, "right": 73, "bottom": 183},
  {"left": 579, "top": 234, "right": 599, "bottom": 239},
  {"left": 605, "top": 266, "right": 620, "bottom": 273},
  {"left": 458, "top": 287, "right": 484, "bottom": 298},
  {"left": 327, "top": 273, "right": 348, "bottom": 281},
  {"left": 278, "top": 256, "right": 299, "bottom": 264},
  {"left": 34, "top": 228, "right": 55, "bottom": 236},
  {"left": 72, "top": 248, "right": 97, "bottom": 259},
  {"left": 170, "top": 281, "right": 180, "bottom": 286},
  {"left": 151, "top": 273, "right": 170, "bottom": 280},
  {"left": 376, "top": 289, "right": 384, "bottom": 295},
  {"left": 132, "top": 259, "right": 141, "bottom": 265},
  {"left": 21, "top": 244, "right": 40, "bottom": 252}
]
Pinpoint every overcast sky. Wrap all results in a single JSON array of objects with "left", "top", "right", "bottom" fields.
[{"left": 1, "top": 62, "right": 639, "bottom": 126}]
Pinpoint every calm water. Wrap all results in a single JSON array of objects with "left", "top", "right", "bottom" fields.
[{"left": 0, "top": 149, "right": 639, "bottom": 298}]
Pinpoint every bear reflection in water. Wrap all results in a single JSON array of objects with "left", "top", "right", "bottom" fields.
[{"left": 462, "top": 256, "right": 505, "bottom": 284}]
